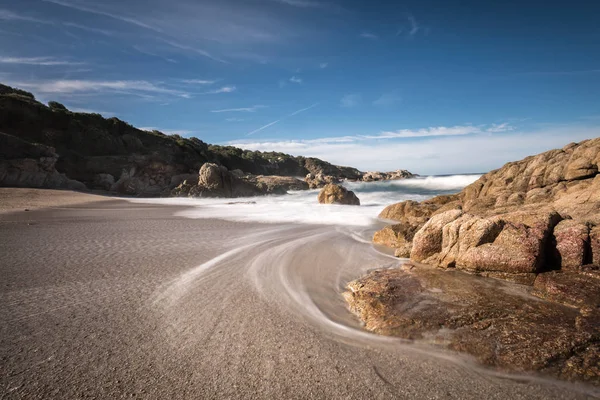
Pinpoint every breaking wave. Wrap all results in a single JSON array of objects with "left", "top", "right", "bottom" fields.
[{"left": 128, "top": 174, "right": 481, "bottom": 226}]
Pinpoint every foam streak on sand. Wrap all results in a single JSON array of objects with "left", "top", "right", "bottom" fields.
[{"left": 2, "top": 196, "right": 598, "bottom": 398}]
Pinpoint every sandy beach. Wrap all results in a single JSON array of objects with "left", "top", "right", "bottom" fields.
[{"left": 1, "top": 189, "right": 597, "bottom": 399}]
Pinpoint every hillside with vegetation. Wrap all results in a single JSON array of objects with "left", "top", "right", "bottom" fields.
[{"left": 0, "top": 83, "right": 362, "bottom": 195}]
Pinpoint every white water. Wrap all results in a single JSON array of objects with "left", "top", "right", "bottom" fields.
[{"left": 128, "top": 174, "right": 481, "bottom": 226}]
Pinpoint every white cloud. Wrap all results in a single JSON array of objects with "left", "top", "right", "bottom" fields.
[
  {"left": 15, "top": 79, "right": 190, "bottom": 98},
  {"left": 369, "top": 124, "right": 514, "bottom": 139},
  {"left": 340, "top": 94, "right": 361, "bottom": 108},
  {"left": 181, "top": 79, "right": 217, "bottom": 85},
  {"left": 206, "top": 85, "right": 236, "bottom": 94},
  {"left": 0, "top": 56, "right": 83, "bottom": 66},
  {"left": 360, "top": 32, "right": 378, "bottom": 39},
  {"left": 289, "top": 76, "right": 303, "bottom": 84},
  {"left": 227, "top": 126, "right": 600, "bottom": 175},
  {"left": 211, "top": 105, "right": 266, "bottom": 113},
  {"left": 319, "top": 62, "right": 328, "bottom": 69}
]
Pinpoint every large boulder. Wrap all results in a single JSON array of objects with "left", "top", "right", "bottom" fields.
[
  {"left": 317, "top": 183, "right": 360, "bottom": 205},
  {"left": 374, "top": 137, "right": 600, "bottom": 283}
]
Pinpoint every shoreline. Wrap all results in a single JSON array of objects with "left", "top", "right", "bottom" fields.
[{"left": 1, "top": 188, "right": 598, "bottom": 398}]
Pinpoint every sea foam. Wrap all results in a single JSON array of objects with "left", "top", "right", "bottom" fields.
[{"left": 127, "top": 174, "right": 481, "bottom": 226}]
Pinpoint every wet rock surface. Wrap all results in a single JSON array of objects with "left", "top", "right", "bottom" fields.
[{"left": 344, "top": 265, "right": 600, "bottom": 384}]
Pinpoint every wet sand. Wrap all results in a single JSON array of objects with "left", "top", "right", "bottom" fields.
[{"left": 0, "top": 190, "right": 598, "bottom": 399}]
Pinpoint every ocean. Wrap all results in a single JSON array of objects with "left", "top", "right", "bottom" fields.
[{"left": 129, "top": 174, "right": 481, "bottom": 226}]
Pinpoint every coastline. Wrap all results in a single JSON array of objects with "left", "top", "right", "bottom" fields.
[{"left": 1, "top": 188, "right": 598, "bottom": 398}]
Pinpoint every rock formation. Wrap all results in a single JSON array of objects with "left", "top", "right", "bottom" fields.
[
  {"left": 362, "top": 169, "right": 416, "bottom": 182},
  {"left": 348, "top": 138, "right": 600, "bottom": 384},
  {"left": 344, "top": 265, "right": 600, "bottom": 384},
  {"left": 374, "top": 138, "right": 600, "bottom": 281},
  {"left": 305, "top": 173, "right": 341, "bottom": 189},
  {"left": 0, "top": 132, "right": 85, "bottom": 191},
  {"left": 317, "top": 183, "right": 360, "bottom": 205},
  {"left": 171, "top": 163, "right": 307, "bottom": 198}
]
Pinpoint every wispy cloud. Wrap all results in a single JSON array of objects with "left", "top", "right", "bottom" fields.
[
  {"left": 42, "top": 0, "right": 160, "bottom": 32},
  {"left": 360, "top": 32, "right": 378, "bottom": 39},
  {"left": 290, "top": 76, "right": 303, "bottom": 84},
  {"left": 131, "top": 45, "right": 178, "bottom": 63},
  {"left": 397, "top": 15, "right": 423, "bottom": 37},
  {"left": 289, "top": 102, "right": 319, "bottom": 116},
  {"left": 370, "top": 123, "right": 514, "bottom": 139},
  {"left": 373, "top": 93, "right": 401, "bottom": 107},
  {"left": 0, "top": 56, "right": 83, "bottom": 66},
  {"left": 319, "top": 62, "right": 328, "bottom": 69},
  {"left": 211, "top": 105, "right": 266, "bottom": 113},
  {"left": 341, "top": 94, "right": 361, "bottom": 108},
  {"left": 63, "top": 22, "right": 114, "bottom": 36},
  {"left": 511, "top": 69, "right": 600, "bottom": 77},
  {"left": 246, "top": 103, "right": 319, "bottom": 136},
  {"left": 0, "top": 8, "right": 51, "bottom": 24},
  {"left": 160, "top": 39, "right": 228, "bottom": 64},
  {"left": 181, "top": 79, "right": 217, "bottom": 85},
  {"left": 15, "top": 79, "right": 190, "bottom": 98},
  {"left": 270, "top": 0, "right": 329, "bottom": 8},
  {"left": 408, "top": 15, "right": 420, "bottom": 36},
  {"left": 246, "top": 119, "right": 282, "bottom": 136},
  {"left": 225, "top": 118, "right": 245, "bottom": 122},
  {"left": 206, "top": 86, "right": 236, "bottom": 94}
]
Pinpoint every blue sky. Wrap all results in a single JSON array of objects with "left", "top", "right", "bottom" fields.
[{"left": 1, "top": 0, "right": 599, "bottom": 174}]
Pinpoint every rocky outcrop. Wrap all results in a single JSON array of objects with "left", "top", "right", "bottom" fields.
[
  {"left": 362, "top": 169, "right": 415, "bottom": 182},
  {"left": 170, "top": 163, "right": 308, "bottom": 198},
  {"left": 244, "top": 174, "right": 308, "bottom": 193},
  {"left": 306, "top": 169, "right": 417, "bottom": 188},
  {"left": 344, "top": 265, "right": 600, "bottom": 384},
  {"left": 374, "top": 138, "right": 600, "bottom": 280},
  {"left": 317, "top": 183, "right": 360, "bottom": 205},
  {"left": 305, "top": 173, "right": 341, "bottom": 189},
  {"left": 0, "top": 132, "right": 85, "bottom": 191}
]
